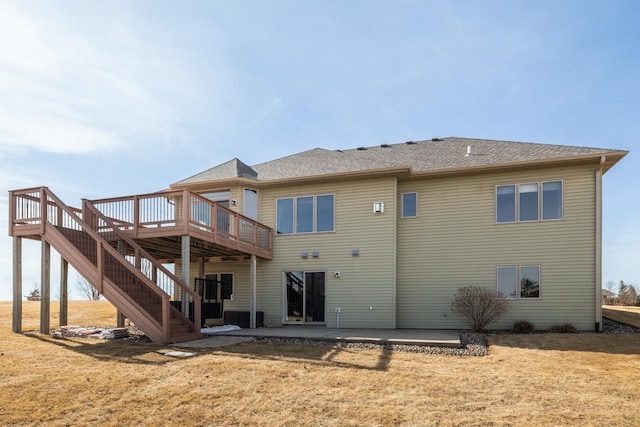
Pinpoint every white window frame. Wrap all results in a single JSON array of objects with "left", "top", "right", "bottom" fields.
[
  {"left": 401, "top": 192, "right": 418, "bottom": 218},
  {"left": 496, "top": 265, "right": 541, "bottom": 299},
  {"left": 276, "top": 194, "right": 335, "bottom": 235},
  {"left": 496, "top": 180, "right": 564, "bottom": 224}
]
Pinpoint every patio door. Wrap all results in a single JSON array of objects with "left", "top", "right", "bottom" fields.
[{"left": 284, "top": 271, "right": 325, "bottom": 323}]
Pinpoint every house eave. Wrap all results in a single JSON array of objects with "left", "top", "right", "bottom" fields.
[{"left": 169, "top": 150, "right": 628, "bottom": 190}]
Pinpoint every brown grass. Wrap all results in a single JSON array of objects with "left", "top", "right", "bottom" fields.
[
  {"left": 603, "top": 305, "right": 640, "bottom": 328},
  {"left": 1, "top": 301, "right": 639, "bottom": 426}
]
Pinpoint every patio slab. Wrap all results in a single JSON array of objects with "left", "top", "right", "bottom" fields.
[{"left": 194, "top": 327, "right": 460, "bottom": 347}]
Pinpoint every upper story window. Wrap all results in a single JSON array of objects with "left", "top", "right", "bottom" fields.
[
  {"left": 201, "top": 190, "right": 231, "bottom": 208},
  {"left": 402, "top": 192, "right": 417, "bottom": 218},
  {"left": 496, "top": 181, "right": 563, "bottom": 224},
  {"left": 244, "top": 189, "right": 258, "bottom": 220},
  {"left": 276, "top": 194, "right": 335, "bottom": 234}
]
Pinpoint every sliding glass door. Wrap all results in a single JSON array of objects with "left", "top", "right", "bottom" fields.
[{"left": 284, "top": 271, "right": 325, "bottom": 323}]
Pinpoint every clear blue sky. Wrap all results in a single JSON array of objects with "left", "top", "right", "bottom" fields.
[{"left": 1, "top": 0, "right": 638, "bottom": 300}]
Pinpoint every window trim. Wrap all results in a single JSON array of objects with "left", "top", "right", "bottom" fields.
[
  {"left": 518, "top": 182, "right": 539, "bottom": 222},
  {"left": 401, "top": 192, "right": 418, "bottom": 218},
  {"left": 276, "top": 194, "right": 336, "bottom": 235},
  {"left": 496, "top": 265, "right": 541, "bottom": 300},
  {"left": 496, "top": 180, "right": 564, "bottom": 224}
]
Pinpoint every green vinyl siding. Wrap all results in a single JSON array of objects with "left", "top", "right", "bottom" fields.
[
  {"left": 397, "top": 164, "right": 597, "bottom": 330},
  {"left": 175, "top": 163, "right": 599, "bottom": 331},
  {"left": 256, "top": 177, "right": 397, "bottom": 328}
]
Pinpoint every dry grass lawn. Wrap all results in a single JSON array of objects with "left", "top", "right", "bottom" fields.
[
  {"left": 1, "top": 301, "right": 639, "bottom": 426},
  {"left": 603, "top": 305, "right": 640, "bottom": 328}
]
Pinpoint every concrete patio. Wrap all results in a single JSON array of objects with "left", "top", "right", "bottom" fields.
[{"left": 174, "top": 327, "right": 461, "bottom": 349}]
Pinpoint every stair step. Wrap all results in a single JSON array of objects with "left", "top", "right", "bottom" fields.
[{"left": 172, "top": 325, "right": 192, "bottom": 335}]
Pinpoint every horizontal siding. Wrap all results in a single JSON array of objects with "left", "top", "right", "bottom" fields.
[
  {"left": 397, "top": 165, "right": 598, "bottom": 330},
  {"left": 257, "top": 178, "right": 397, "bottom": 328}
]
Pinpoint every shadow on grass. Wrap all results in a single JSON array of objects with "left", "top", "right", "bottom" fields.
[
  {"left": 206, "top": 340, "right": 393, "bottom": 372},
  {"left": 22, "top": 331, "right": 394, "bottom": 371},
  {"left": 23, "top": 332, "right": 189, "bottom": 365},
  {"left": 489, "top": 332, "right": 640, "bottom": 355}
]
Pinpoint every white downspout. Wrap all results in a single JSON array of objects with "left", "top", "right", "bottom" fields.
[{"left": 595, "top": 156, "right": 605, "bottom": 332}]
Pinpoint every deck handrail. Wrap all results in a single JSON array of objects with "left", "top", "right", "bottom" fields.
[
  {"left": 9, "top": 187, "right": 199, "bottom": 343},
  {"left": 82, "top": 200, "right": 201, "bottom": 305},
  {"left": 90, "top": 189, "right": 273, "bottom": 257}
]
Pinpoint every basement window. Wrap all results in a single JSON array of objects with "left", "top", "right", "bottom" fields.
[{"left": 497, "top": 265, "right": 541, "bottom": 299}]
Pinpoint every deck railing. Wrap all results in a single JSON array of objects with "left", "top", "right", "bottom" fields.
[
  {"left": 82, "top": 201, "right": 201, "bottom": 310},
  {"left": 89, "top": 190, "right": 273, "bottom": 259},
  {"left": 8, "top": 187, "right": 200, "bottom": 344}
]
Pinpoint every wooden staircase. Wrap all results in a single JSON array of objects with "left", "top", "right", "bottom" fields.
[{"left": 9, "top": 187, "right": 201, "bottom": 344}]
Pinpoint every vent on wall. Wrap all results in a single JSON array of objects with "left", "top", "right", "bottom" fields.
[{"left": 373, "top": 202, "right": 384, "bottom": 213}]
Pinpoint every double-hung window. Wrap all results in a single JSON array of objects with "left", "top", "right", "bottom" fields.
[
  {"left": 496, "top": 181, "right": 563, "bottom": 223},
  {"left": 277, "top": 194, "right": 335, "bottom": 234},
  {"left": 497, "top": 265, "right": 541, "bottom": 299}
]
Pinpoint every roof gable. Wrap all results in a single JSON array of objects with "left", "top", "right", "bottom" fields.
[{"left": 175, "top": 158, "right": 257, "bottom": 185}]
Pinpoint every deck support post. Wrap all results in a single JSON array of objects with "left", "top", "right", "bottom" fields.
[
  {"left": 250, "top": 254, "right": 256, "bottom": 329},
  {"left": 198, "top": 257, "right": 205, "bottom": 280},
  {"left": 181, "top": 235, "right": 191, "bottom": 318},
  {"left": 59, "top": 258, "right": 68, "bottom": 326},
  {"left": 12, "top": 236, "right": 23, "bottom": 333},
  {"left": 116, "top": 240, "right": 126, "bottom": 327},
  {"left": 40, "top": 239, "right": 51, "bottom": 334}
]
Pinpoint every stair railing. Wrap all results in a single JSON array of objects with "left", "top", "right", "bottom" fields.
[
  {"left": 10, "top": 187, "right": 199, "bottom": 343},
  {"left": 82, "top": 199, "right": 201, "bottom": 328}
]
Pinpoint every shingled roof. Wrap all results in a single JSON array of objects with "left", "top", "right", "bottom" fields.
[{"left": 173, "top": 137, "right": 627, "bottom": 186}]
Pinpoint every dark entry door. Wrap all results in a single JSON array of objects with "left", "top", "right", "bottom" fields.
[{"left": 285, "top": 271, "right": 325, "bottom": 323}]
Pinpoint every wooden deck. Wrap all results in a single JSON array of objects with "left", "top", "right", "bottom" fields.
[
  {"left": 10, "top": 188, "right": 273, "bottom": 261},
  {"left": 9, "top": 187, "right": 205, "bottom": 344},
  {"left": 88, "top": 189, "right": 273, "bottom": 261}
]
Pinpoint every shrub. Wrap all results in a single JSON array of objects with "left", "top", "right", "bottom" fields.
[
  {"left": 451, "top": 286, "right": 510, "bottom": 332},
  {"left": 512, "top": 320, "right": 535, "bottom": 334},
  {"left": 548, "top": 323, "right": 579, "bottom": 333}
]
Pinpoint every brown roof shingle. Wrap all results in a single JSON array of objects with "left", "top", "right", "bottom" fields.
[{"left": 173, "top": 137, "right": 627, "bottom": 186}]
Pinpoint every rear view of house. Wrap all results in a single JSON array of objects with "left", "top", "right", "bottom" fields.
[
  {"left": 169, "top": 137, "right": 627, "bottom": 331},
  {"left": 9, "top": 137, "right": 627, "bottom": 341}
]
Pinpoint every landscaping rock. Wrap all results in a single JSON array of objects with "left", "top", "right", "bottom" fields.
[{"left": 253, "top": 331, "right": 490, "bottom": 357}]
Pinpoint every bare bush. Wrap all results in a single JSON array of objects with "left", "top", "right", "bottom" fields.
[
  {"left": 451, "top": 286, "right": 510, "bottom": 332},
  {"left": 512, "top": 320, "right": 535, "bottom": 334},
  {"left": 548, "top": 323, "right": 578, "bottom": 333}
]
